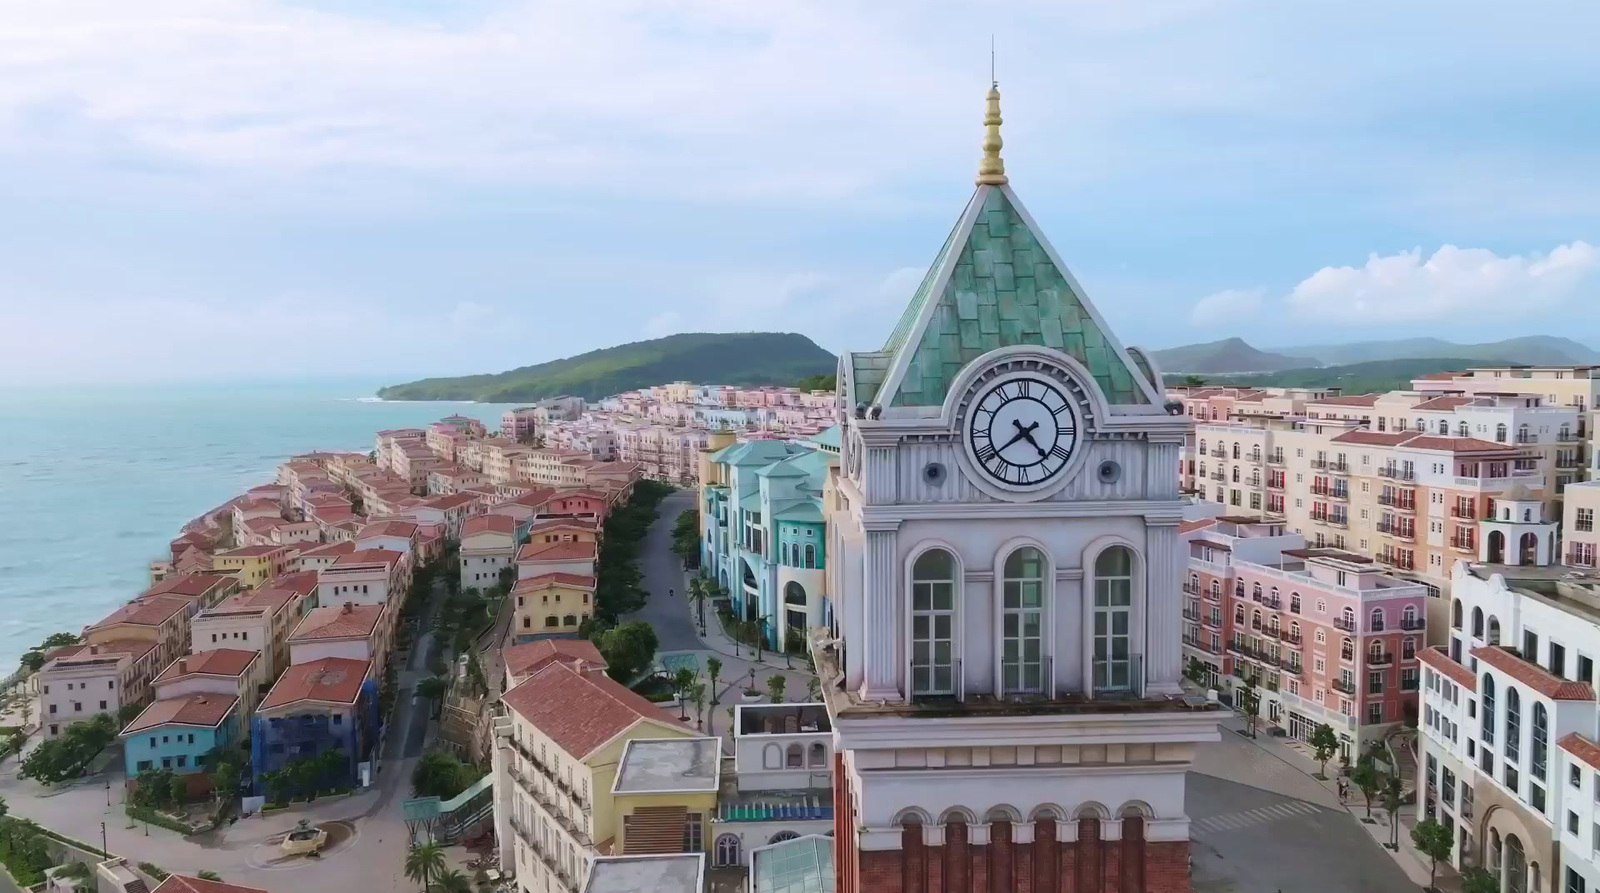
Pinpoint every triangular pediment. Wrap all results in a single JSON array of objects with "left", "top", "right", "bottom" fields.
[{"left": 872, "top": 185, "right": 1159, "bottom": 410}]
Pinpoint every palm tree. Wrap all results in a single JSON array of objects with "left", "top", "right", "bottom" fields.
[
  {"left": 405, "top": 841, "right": 446, "bottom": 892},
  {"left": 688, "top": 578, "right": 707, "bottom": 632},
  {"left": 429, "top": 868, "right": 472, "bottom": 893},
  {"left": 689, "top": 683, "right": 707, "bottom": 730},
  {"left": 706, "top": 657, "right": 722, "bottom": 708}
]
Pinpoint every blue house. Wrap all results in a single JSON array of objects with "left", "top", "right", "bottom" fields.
[
  {"left": 121, "top": 693, "right": 241, "bottom": 776},
  {"left": 700, "top": 429, "right": 837, "bottom": 647},
  {"left": 251, "top": 657, "right": 379, "bottom": 793}
]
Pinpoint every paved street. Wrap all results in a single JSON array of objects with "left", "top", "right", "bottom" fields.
[{"left": 630, "top": 490, "right": 703, "bottom": 652}]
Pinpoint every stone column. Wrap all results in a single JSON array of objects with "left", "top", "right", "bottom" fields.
[
  {"left": 1145, "top": 521, "right": 1183, "bottom": 695},
  {"left": 861, "top": 523, "right": 902, "bottom": 701}
]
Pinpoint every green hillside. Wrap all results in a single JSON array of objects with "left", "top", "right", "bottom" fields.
[
  {"left": 1276, "top": 335, "right": 1600, "bottom": 367},
  {"left": 377, "top": 332, "right": 837, "bottom": 402},
  {"left": 1165, "top": 357, "right": 1483, "bottom": 394},
  {"left": 1151, "top": 337, "right": 1311, "bottom": 373}
]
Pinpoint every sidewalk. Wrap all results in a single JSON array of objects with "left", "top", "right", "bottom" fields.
[
  {"left": 1216, "top": 712, "right": 1460, "bottom": 891},
  {"left": 656, "top": 569, "right": 818, "bottom": 739}
]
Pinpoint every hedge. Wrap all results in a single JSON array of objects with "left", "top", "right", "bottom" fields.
[{"left": 126, "top": 805, "right": 201, "bottom": 836}]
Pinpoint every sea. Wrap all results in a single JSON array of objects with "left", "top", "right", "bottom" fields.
[{"left": 0, "top": 380, "right": 526, "bottom": 670}]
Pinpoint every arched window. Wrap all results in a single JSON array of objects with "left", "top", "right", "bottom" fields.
[
  {"left": 1402, "top": 605, "right": 1418, "bottom": 629},
  {"left": 1458, "top": 421, "right": 1470, "bottom": 437},
  {"left": 1290, "top": 592, "right": 1301, "bottom": 614},
  {"left": 784, "top": 582, "right": 806, "bottom": 606},
  {"left": 1415, "top": 418, "right": 1424, "bottom": 432},
  {"left": 786, "top": 743, "right": 803, "bottom": 768},
  {"left": 1210, "top": 580, "right": 1221, "bottom": 599},
  {"left": 1290, "top": 621, "right": 1301, "bottom": 643},
  {"left": 1119, "top": 804, "right": 1147, "bottom": 892},
  {"left": 1368, "top": 640, "right": 1384, "bottom": 661},
  {"left": 1496, "top": 423, "right": 1507, "bottom": 443},
  {"left": 1472, "top": 607, "right": 1484, "bottom": 638},
  {"left": 1489, "top": 615, "right": 1502, "bottom": 645},
  {"left": 1232, "top": 467, "right": 1240, "bottom": 482},
  {"left": 1532, "top": 703, "right": 1548, "bottom": 781},
  {"left": 1251, "top": 610, "right": 1262, "bottom": 630},
  {"left": 1341, "top": 606, "right": 1356, "bottom": 629},
  {"left": 763, "top": 744, "right": 781, "bottom": 769},
  {"left": 1001, "top": 547, "right": 1046, "bottom": 694},
  {"left": 1519, "top": 424, "right": 1530, "bottom": 443},
  {"left": 1232, "top": 443, "right": 1241, "bottom": 459},
  {"left": 1252, "top": 583, "right": 1262, "bottom": 600},
  {"left": 1235, "top": 580, "right": 1245, "bottom": 599},
  {"left": 1561, "top": 423, "right": 1571, "bottom": 441},
  {"left": 1481, "top": 674, "right": 1496, "bottom": 745},
  {"left": 1369, "top": 608, "right": 1385, "bottom": 632},
  {"left": 1451, "top": 599, "right": 1462, "bottom": 630},
  {"left": 1506, "top": 687, "right": 1522, "bottom": 763},
  {"left": 1489, "top": 829, "right": 1503, "bottom": 876},
  {"left": 769, "top": 831, "right": 800, "bottom": 845},
  {"left": 910, "top": 549, "right": 956, "bottom": 696},
  {"left": 1093, "top": 547, "right": 1136, "bottom": 693},
  {"left": 808, "top": 742, "right": 826, "bottom": 767},
  {"left": 1189, "top": 572, "right": 1199, "bottom": 593},
  {"left": 715, "top": 834, "right": 741, "bottom": 867},
  {"left": 1506, "top": 835, "right": 1526, "bottom": 893},
  {"left": 1438, "top": 420, "right": 1449, "bottom": 435},
  {"left": 1341, "top": 638, "right": 1354, "bottom": 662},
  {"left": 1198, "top": 439, "right": 1207, "bottom": 453},
  {"left": 1076, "top": 806, "right": 1104, "bottom": 891},
  {"left": 1234, "top": 604, "right": 1245, "bottom": 624}
]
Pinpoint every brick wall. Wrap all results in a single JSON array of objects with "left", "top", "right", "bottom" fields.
[{"left": 836, "top": 817, "right": 1193, "bottom": 893}]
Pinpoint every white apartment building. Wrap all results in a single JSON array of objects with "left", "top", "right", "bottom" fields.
[{"left": 1419, "top": 559, "right": 1600, "bottom": 892}]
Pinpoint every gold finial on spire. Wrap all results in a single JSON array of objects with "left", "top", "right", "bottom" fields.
[{"left": 976, "top": 80, "right": 1008, "bottom": 186}]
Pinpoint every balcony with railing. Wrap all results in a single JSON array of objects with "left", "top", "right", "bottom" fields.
[
  {"left": 1558, "top": 432, "right": 1582, "bottom": 442},
  {"left": 1328, "top": 461, "right": 1350, "bottom": 475},
  {"left": 508, "top": 739, "right": 593, "bottom": 845},
  {"left": 1248, "top": 450, "right": 1263, "bottom": 464},
  {"left": 1400, "top": 617, "right": 1425, "bottom": 632},
  {"left": 1567, "top": 549, "right": 1598, "bottom": 569},
  {"left": 1210, "top": 448, "right": 1227, "bottom": 459},
  {"left": 1333, "top": 616, "right": 1358, "bottom": 633},
  {"left": 1450, "top": 504, "right": 1479, "bottom": 520},
  {"left": 1282, "top": 631, "right": 1302, "bottom": 646},
  {"left": 1202, "top": 613, "right": 1222, "bottom": 629},
  {"left": 1367, "top": 650, "right": 1394, "bottom": 668},
  {"left": 1266, "top": 476, "right": 1285, "bottom": 491},
  {"left": 1261, "top": 626, "right": 1283, "bottom": 640},
  {"left": 1377, "top": 551, "right": 1417, "bottom": 571},
  {"left": 1378, "top": 493, "right": 1417, "bottom": 511},
  {"left": 1311, "top": 483, "right": 1331, "bottom": 496},
  {"left": 1261, "top": 595, "right": 1282, "bottom": 610},
  {"left": 1210, "top": 471, "right": 1226, "bottom": 482},
  {"left": 1557, "top": 456, "right": 1584, "bottom": 469},
  {"left": 1377, "top": 465, "right": 1416, "bottom": 481},
  {"left": 1515, "top": 432, "right": 1538, "bottom": 444},
  {"left": 1267, "top": 452, "right": 1285, "bottom": 466},
  {"left": 1181, "top": 582, "right": 1201, "bottom": 596},
  {"left": 1182, "top": 605, "right": 1201, "bottom": 623},
  {"left": 1450, "top": 533, "right": 1476, "bottom": 553},
  {"left": 1377, "top": 521, "right": 1415, "bottom": 541},
  {"left": 1310, "top": 458, "right": 1328, "bottom": 470},
  {"left": 1332, "top": 678, "right": 1357, "bottom": 696}
]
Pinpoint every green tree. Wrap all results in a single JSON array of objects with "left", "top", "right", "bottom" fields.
[
  {"left": 18, "top": 713, "right": 117, "bottom": 783},
  {"left": 706, "top": 657, "right": 722, "bottom": 707},
  {"left": 405, "top": 841, "right": 446, "bottom": 893},
  {"left": 598, "top": 621, "right": 659, "bottom": 683},
  {"left": 1349, "top": 758, "right": 1381, "bottom": 818},
  {"left": 1409, "top": 819, "right": 1452, "bottom": 877},
  {"left": 689, "top": 682, "right": 706, "bottom": 730},
  {"left": 1309, "top": 723, "right": 1339, "bottom": 779},
  {"left": 806, "top": 676, "right": 821, "bottom": 701},
  {"left": 1184, "top": 657, "right": 1207, "bottom": 685},
  {"left": 1382, "top": 774, "right": 1403, "bottom": 848},
  {"left": 1459, "top": 866, "right": 1499, "bottom": 893},
  {"left": 39, "top": 632, "right": 80, "bottom": 650},
  {"left": 766, "top": 675, "right": 787, "bottom": 704},
  {"left": 430, "top": 868, "right": 473, "bottom": 893},
  {"left": 1239, "top": 674, "right": 1261, "bottom": 738},
  {"left": 670, "top": 668, "right": 697, "bottom": 721},
  {"left": 211, "top": 760, "right": 241, "bottom": 810},
  {"left": 197, "top": 870, "right": 223, "bottom": 881},
  {"left": 167, "top": 772, "right": 188, "bottom": 807},
  {"left": 1181, "top": 375, "right": 1206, "bottom": 387},
  {"left": 688, "top": 577, "right": 707, "bottom": 631},
  {"left": 416, "top": 676, "right": 450, "bottom": 719},
  {"left": 411, "top": 752, "right": 480, "bottom": 800},
  {"left": 670, "top": 510, "right": 701, "bottom": 566},
  {"left": 795, "top": 373, "right": 837, "bottom": 392}
]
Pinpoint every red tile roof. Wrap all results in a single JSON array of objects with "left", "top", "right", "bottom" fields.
[
  {"left": 264, "top": 571, "right": 319, "bottom": 596},
  {"left": 529, "top": 518, "right": 598, "bottom": 534},
  {"left": 504, "top": 639, "right": 606, "bottom": 680},
  {"left": 506, "top": 487, "right": 559, "bottom": 508},
  {"left": 153, "top": 875, "right": 270, "bottom": 893},
  {"left": 298, "top": 541, "right": 356, "bottom": 559},
  {"left": 142, "top": 573, "right": 235, "bottom": 599},
  {"left": 330, "top": 548, "right": 404, "bottom": 568},
  {"left": 210, "top": 587, "right": 297, "bottom": 615},
  {"left": 513, "top": 573, "right": 597, "bottom": 592},
  {"left": 1400, "top": 434, "right": 1519, "bottom": 454},
  {"left": 501, "top": 662, "right": 689, "bottom": 759},
  {"left": 155, "top": 649, "right": 258, "bottom": 683},
  {"left": 1471, "top": 646, "right": 1596, "bottom": 700},
  {"left": 48, "top": 638, "right": 158, "bottom": 665},
  {"left": 94, "top": 595, "right": 190, "bottom": 629},
  {"left": 1413, "top": 396, "right": 1474, "bottom": 411},
  {"left": 1178, "top": 519, "right": 1217, "bottom": 534},
  {"left": 463, "top": 515, "right": 517, "bottom": 536},
  {"left": 423, "top": 493, "right": 477, "bottom": 510},
  {"left": 516, "top": 541, "right": 598, "bottom": 563},
  {"left": 121, "top": 693, "right": 239, "bottom": 734},
  {"left": 1559, "top": 733, "right": 1600, "bottom": 772},
  {"left": 1331, "top": 430, "right": 1412, "bottom": 446},
  {"left": 357, "top": 520, "right": 419, "bottom": 539},
  {"left": 1418, "top": 646, "right": 1476, "bottom": 689},
  {"left": 259, "top": 658, "right": 371, "bottom": 710},
  {"left": 217, "top": 544, "right": 288, "bottom": 558},
  {"left": 1308, "top": 394, "right": 1381, "bottom": 407},
  {"left": 290, "top": 604, "right": 386, "bottom": 641}
]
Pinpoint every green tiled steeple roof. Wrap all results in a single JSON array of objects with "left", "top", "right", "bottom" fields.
[{"left": 878, "top": 186, "right": 1154, "bottom": 409}]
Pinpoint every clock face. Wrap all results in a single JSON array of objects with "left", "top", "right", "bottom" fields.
[{"left": 965, "top": 375, "right": 1079, "bottom": 488}]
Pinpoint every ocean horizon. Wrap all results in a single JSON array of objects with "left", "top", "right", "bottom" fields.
[{"left": 0, "top": 380, "right": 527, "bottom": 670}]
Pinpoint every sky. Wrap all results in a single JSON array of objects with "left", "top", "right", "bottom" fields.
[{"left": 2, "top": 0, "right": 1599, "bottom": 385}]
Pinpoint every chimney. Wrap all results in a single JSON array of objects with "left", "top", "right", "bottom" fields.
[{"left": 177, "top": 658, "right": 188, "bottom": 674}]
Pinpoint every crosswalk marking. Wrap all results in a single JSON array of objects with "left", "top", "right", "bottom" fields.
[{"left": 1191, "top": 799, "right": 1320, "bottom": 835}]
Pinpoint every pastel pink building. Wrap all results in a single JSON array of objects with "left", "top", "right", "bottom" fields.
[{"left": 1182, "top": 516, "right": 1428, "bottom": 758}]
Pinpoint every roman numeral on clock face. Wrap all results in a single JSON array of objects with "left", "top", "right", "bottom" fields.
[
  {"left": 976, "top": 444, "right": 997, "bottom": 464},
  {"left": 1050, "top": 444, "right": 1071, "bottom": 462}
]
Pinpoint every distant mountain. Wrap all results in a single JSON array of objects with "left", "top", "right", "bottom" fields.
[
  {"left": 1277, "top": 336, "right": 1600, "bottom": 368},
  {"left": 1150, "top": 338, "right": 1312, "bottom": 374},
  {"left": 1164, "top": 357, "right": 1484, "bottom": 394},
  {"left": 377, "top": 332, "right": 837, "bottom": 402}
]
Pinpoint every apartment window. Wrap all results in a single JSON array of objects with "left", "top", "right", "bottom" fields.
[
  {"left": 1532, "top": 703, "right": 1548, "bottom": 781},
  {"left": 1506, "top": 687, "right": 1522, "bottom": 762},
  {"left": 1482, "top": 675, "right": 1496, "bottom": 745},
  {"left": 1551, "top": 643, "right": 1567, "bottom": 677},
  {"left": 1093, "top": 547, "right": 1136, "bottom": 692},
  {"left": 1567, "top": 867, "right": 1587, "bottom": 893},
  {"left": 1578, "top": 509, "right": 1595, "bottom": 532},
  {"left": 1525, "top": 631, "right": 1540, "bottom": 662},
  {"left": 1367, "top": 702, "right": 1383, "bottom": 724},
  {"left": 1000, "top": 548, "right": 1045, "bottom": 694},
  {"left": 1581, "top": 655, "right": 1595, "bottom": 687},
  {"left": 1368, "top": 671, "right": 1384, "bottom": 695},
  {"left": 1572, "top": 765, "right": 1582, "bottom": 790},
  {"left": 910, "top": 550, "right": 957, "bottom": 696}
]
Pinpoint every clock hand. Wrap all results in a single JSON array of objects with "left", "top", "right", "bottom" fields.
[{"left": 997, "top": 427, "right": 1030, "bottom": 451}]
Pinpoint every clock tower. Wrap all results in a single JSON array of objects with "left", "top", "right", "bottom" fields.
[{"left": 818, "top": 84, "right": 1219, "bottom": 893}]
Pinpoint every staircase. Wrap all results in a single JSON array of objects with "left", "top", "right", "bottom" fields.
[{"left": 1386, "top": 727, "right": 1418, "bottom": 796}]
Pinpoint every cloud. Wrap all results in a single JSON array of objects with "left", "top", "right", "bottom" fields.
[
  {"left": 1284, "top": 242, "right": 1598, "bottom": 322},
  {"left": 1188, "top": 287, "right": 1263, "bottom": 325}
]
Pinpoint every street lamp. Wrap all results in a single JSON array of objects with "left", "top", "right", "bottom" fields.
[
  {"left": 105, "top": 778, "right": 111, "bottom": 807},
  {"left": 100, "top": 822, "right": 107, "bottom": 857}
]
